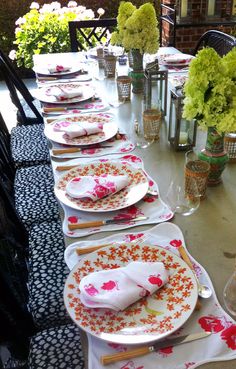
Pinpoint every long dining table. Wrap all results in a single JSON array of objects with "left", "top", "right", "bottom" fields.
[{"left": 33, "top": 48, "right": 236, "bottom": 369}]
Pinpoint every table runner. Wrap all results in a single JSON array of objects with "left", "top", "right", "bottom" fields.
[
  {"left": 52, "top": 154, "right": 173, "bottom": 238},
  {"left": 65, "top": 222, "right": 236, "bottom": 369}
]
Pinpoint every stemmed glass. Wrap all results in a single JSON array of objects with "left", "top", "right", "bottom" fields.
[
  {"left": 164, "top": 175, "right": 200, "bottom": 216},
  {"left": 223, "top": 258, "right": 236, "bottom": 317}
]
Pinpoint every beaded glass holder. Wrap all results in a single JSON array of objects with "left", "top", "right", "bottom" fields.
[
  {"left": 224, "top": 133, "right": 236, "bottom": 162},
  {"left": 185, "top": 160, "right": 210, "bottom": 199},
  {"left": 143, "top": 108, "right": 162, "bottom": 141},
  {"left": 116, "top": 76, "right": 132, "bottom": 102}
]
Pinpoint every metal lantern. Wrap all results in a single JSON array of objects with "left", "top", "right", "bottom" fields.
[
  {"left": 168, "top": 88, "right": 197, "bottom": 151},
  {"left": 144, "top": 60, "right": 168, "bottom": 116}
]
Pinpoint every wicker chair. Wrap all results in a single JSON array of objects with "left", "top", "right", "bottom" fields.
[
  {"left": 69, "top": 18, "right": 117, "bottom": 51},
  {"left": 193, "top": 30, "right": 236, "bottom": 56}
]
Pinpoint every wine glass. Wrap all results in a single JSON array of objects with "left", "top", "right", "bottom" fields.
[
  {"left": 223, "top": 258, "right": 236, "bottom": 317},
  {"left": 164, "top": 176, "right": 200, "bottom": 216}
]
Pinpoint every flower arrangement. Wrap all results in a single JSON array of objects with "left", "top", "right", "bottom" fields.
[
  {"left": 111, "top": 1, "right": 159, "bottom": 54},
  {"left": 183, "top": 47, "right": 236, "bottom": 134},
  {"left": 10, "top": 1, "right": 105, "bottom": 69}
]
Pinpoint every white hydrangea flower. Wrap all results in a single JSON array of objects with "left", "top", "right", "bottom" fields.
[
  {"left": 30, "top": 2, "right": 40, "bottom": 9},
  {"left": 68, "top": 1, "right": 77, "bottom": 7},
  {"left": 9, "top": 50, "right": 16, "bottom": 60},
  {"left": 97, "top": 8, "right": 105, "bottom": 16},
  {"left": 15, "top": 17, "right": 26, "bottom": 26},
  {"left": 51, "top": 1, "right": 61, "bottom": 10}
]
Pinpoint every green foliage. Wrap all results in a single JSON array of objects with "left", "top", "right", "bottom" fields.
[
  {"left": 183, "top": 47, "right": 236, "bottom": 134},
  {"left": 11, "top": 2, "right": 103, "bottom": 69},
  {"left": 111, "top": 1, "right": 159, "bottom": 54}
]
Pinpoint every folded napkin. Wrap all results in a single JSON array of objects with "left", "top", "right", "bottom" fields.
[
  {"left": 53, "top": 121, "right": 103, "bottom": 139},
  {"left": 66, "top": 174, "right": 129, "bottom": 201},
  {"left": 164, "top": 54, "right": 194, "bottom": 65},
  {"left": 46, "top": 86, "right": 83, "bottom": 101},
  {"left": 47, "top": 64, "right": 71, "bottom": 74},
  {"left": 79, "top": 261, "right": 169, "bottom": 311}
]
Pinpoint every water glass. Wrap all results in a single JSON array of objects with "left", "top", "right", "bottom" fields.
[{"left": 164, "top": 176, "right": 200, "bottom": 216}]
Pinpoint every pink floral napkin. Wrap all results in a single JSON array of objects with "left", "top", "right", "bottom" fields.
[
  {"left": 53, "top": 120, "right": 104, "bottom": 139},
  {"left": 79, "top": 261, "right": 169, "bottom": 311},
  {"left": 66, "top": 174, "right": 129, "bottom": 201},
  {"left": 47, "top": 64, "right": 71, "bottom": 74},
  {"left": 55, "top": 154, "right": 173, "bottom": 238},
  {"left": 46, "top": 85, "right": 83, "bottom": 101},
  {"left": 64, "top": 222, "right": 236, "bottom": 369}
]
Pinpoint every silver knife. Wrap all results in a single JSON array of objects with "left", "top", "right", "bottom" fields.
[
  {"left": 68, "top": 216, "right": 148, "bottom": 230},
  {"left": 101, "top": 331, "right": 211, "bottom": 365}
]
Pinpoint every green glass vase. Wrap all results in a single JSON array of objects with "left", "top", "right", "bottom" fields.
[
  {"left": 129, "top": 49, "right": 144, "bottom": 94},
  {"left": 198, "top": 127, "right": 229, "bottom": 186}
]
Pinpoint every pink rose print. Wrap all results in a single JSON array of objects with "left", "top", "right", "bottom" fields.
[
  {"left": 148, "top": 274, "right": 163, "bottom": 287},
  {"left": 159, "top": 213, "right": 173, "bottom": 220},
  {"left": 170, "top": 239, "right": 182, "bottom": 248},
  {"left": 125, "top": 233, "right": 144, "bottom": 242},
  {"left": 108, "top": 342, "right": 126, "bottom": 351},
  {"left": 101, "top": 280, "right": 119, "bottom": 291},
  {"left": 137, "top": 285, "right": 150, "bottom": 297},
  {"left": 220, "top": 325, "right": 236, "bottom": 350},
  {"left": 122, "top": 155, "right": 141, "bottom": 163},
  {"left": 72, "top": 178, "right": 81, "bottom": 182},
  {"left": 114, "top": 206, "right": 143, "bottom": 221},
  {"left": 120, "top": 361, "right": 144, "bottom": 369},
  {"left": 84, "top": 103, "right": 95, "bottom": 109},
  {"left": 143, "top": 195, "right": 158, "bottom": 202},
  {"left": 158, "top": 346, "right": 173, "bottom": 356},
  {"left": 81, "top": 148, "right": 98, "bottom": 155},
  {"left": 198, "top": 315, "right": 225, "bottom": 333},
  {"left": 84, "top": 284, "right": 98, "bottom": 296},
  {"left": 185, "top": 363, "right": 196, "bottom": 368},
  {"left": 121, "top": 146, "right": 132, "bottom": 152},
  {"left": 71, "top": 109, "right": 81, "bottom": 113},
  {"left": 68, "top": 216, "right": 78, "bottom": 223},
  {"left": 149, "top": 179, "right": 154, "bottom": 186}
]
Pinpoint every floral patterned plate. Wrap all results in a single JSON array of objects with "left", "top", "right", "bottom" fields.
[
  {"left": 44, "top": 113, "right": 117, "bottom": 146},
  {"left": 54, "top": 161, "right": 149, "bottom": 212},
  {"left": 34, "top": 83, "right": 94, "bottom": 104},
  {"left": 64, "top": 242, "right": 198, "bottom": 344},
  {"left": 33, "top": 64, "right": 84, "bottom": 76}
]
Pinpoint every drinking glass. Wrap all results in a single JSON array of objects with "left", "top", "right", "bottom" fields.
[
  {"left": 223, "top": 258, "right": 236, "bottom": 317},
  {"left": 133, "top": 118, "right": 155, "bottom": 149},
  {"left": 164, "top": 176, "right": 200, "bottom": 216}
]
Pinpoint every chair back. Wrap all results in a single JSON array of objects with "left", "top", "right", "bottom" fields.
[
  {"left": 0, "top": 50, "right": 43, "bottom": 125},
  {"left": 193, "top": 30, "right": 236, "bottom": 56},
  {"left": 69, "top": 18, "right": 117, "bottom": 51}
]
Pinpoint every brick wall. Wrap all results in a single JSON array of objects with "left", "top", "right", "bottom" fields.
[{"left": 161, "top": 0, "right": 235, "bottom": 52}]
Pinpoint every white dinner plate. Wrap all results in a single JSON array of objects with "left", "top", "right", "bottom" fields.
[
  {"left": 33, "top": 64, "right": 85, "bottom": 76},
  {"left": 54, "top": 161, "right": 149, "bottom": 212},
  {"left": 64, "top": 242, "right": 198, "bottom": 344},
  {"left": 34, "top": 83, "right": 94, "bottom": 104},
  {"left": 44, "top": 113, "right": 117, "bottom": 146},
  {"left": 162, "top": 54, "right": 194, "bottom": 66}
]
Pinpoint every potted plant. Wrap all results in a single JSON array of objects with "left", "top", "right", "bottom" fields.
[
  {"left": 10, "top": 1, "right": 105, "bottom": 70},
  {"left": 183, "top": 47, "right": 236, "bottom": 185},
  {"left": 111, "top": 1, "right": 159, "bottom": 93}
]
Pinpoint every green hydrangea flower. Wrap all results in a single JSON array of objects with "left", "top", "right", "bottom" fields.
[
  {"left": 111, "top": 2, "right": 159, "bottom": 54},
  {"left": 183, "top": 47, "right": 236, "bottom": 134}
]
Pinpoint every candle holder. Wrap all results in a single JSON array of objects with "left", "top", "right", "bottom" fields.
[
  {"left": 144, "top": 60, "right": 168, "bottom": 116},
  {"left": 168, "top": 88, "right": 197, "bottom": 151}
]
